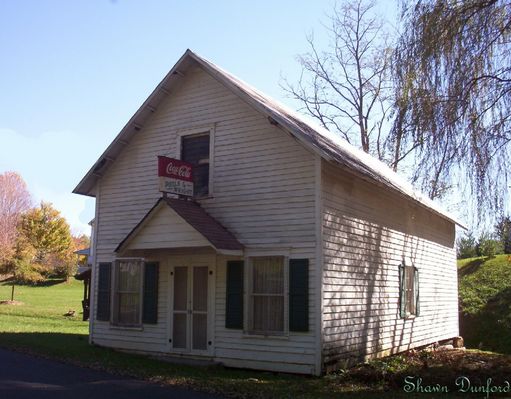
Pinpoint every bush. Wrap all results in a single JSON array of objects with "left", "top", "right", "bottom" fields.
[
  {"left": 477, "top": 233, "right": 504, "bottom": 258},
  {"left": 13, "top": 259, "right": 45, "bottom": 284},
  {"left": 457, "top": 232, "right": 477, "bottom": 259}
]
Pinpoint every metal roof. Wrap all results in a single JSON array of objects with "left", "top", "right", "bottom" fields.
[{"left": 73, "top": 49, "right": 464, "bottom": 228}]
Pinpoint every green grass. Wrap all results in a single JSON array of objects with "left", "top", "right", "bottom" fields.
[
  {"left": 1, "top": 278, "right": 510, "bottom": 398},
  {"left": 458, "top": 254, "right": 511, "bottom": 354}
]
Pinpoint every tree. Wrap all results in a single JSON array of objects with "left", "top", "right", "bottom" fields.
[
  {"left": 0, "top": 171, "right": 31, "bottom": 268},
  {"left": 19, "top": 202, "right": 74, "bottom": 280},
  {"left": 20, "top": 202, "right": 72, "bottom": 265},
  {"left": 495, "top": 215, "right": 511, "bottom": 253},
  {"left": 477, "top": 232, "right": 504, "bottom": 258},
  {"left": 392, "top": 0, "right": 511, "bottom": 207},
  {"left": 457, "top": 231, "right": 478, "bottom": 259},
  {"left": 282, "top": 0, "right": 408, "bottom": 168}
]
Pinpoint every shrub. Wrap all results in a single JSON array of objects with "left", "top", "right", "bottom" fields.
[
  {"left": 457, "top": 232, "right": 477, "bottom": 259},
  {"left": 478, "top": 233, "right": 504, "bottom": 259}
]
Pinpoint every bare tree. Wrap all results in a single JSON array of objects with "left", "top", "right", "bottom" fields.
[
  {"left": 392, "top": 0, "right": 511, "bottom": 208},
  {"left": 0, "top": 171, "right": 31, "bottom": 268},
  {"left": 282, "top": 0, "right": 412, "bottom": 169}
]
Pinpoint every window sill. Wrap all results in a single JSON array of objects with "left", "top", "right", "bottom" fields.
[
  {"left": 109, "top": 325, "right": 144, "bottom": 331},
  {"left": 243, "top": 332, "right": 289, "bottom": 340},
  {"left": 194, "top": 195, "right": 214, "bottom": 200}
]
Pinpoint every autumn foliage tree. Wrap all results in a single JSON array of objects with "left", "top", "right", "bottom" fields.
[
  {"left": 0, "top": 171, "right": 31, "bottom": 268},
  {"left": 18, "top": 202, "right": 74, "bottom": 279}
]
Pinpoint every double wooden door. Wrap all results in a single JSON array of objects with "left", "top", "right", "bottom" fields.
[{"left": 171, "top": 265, "right": 209, "bottom": 353}]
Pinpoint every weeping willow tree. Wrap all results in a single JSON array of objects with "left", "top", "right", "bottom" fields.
[{"left": 392, "top": 0, "right": 511, "bottom": 214}]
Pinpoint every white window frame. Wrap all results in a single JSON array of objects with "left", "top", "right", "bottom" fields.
[
  {"left": 402, "top": 265, "right": 418, "bottom": 318},
  {"left": 176, "top": 124, "right": 215, "bottom": 198},
  {"left": 244, "top": 252, "right": 289, "bottom": 337},
  {"left": 111, "top": 258, "right": 144, "bottom": 328}
]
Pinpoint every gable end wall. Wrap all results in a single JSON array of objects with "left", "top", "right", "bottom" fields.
[{"left": 91, "top": 65, "right": 319, "bottom": 374}]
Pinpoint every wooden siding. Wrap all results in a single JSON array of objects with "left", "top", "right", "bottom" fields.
[
  {"left": 125, "top": 204, "right": 211, "bottom": 250},
  {"left": 321, "top": 160, "right": 458, "bottom": 369},
  {"left": 92, "top": 65, "right": 318, "bottom": 374}
]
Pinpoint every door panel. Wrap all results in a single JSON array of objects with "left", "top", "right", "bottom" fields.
[
  {"left": 192, "top": 266, "right": 208, "bottom": 350},
  {"left": 171, "top": 264, "right": 209, "bottom": 353}
]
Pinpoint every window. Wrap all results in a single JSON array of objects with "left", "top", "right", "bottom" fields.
[
  {"left": 97, "top": 260, "right": 159, "bottom": 326},
  {"left": 249, "top": 256, "right": 285, "bottom": 334},
  {"left": 114, "top": 259, "right": 143, "bottom": 326},
  {"left": 399, "top": 265, "right": 420, "bottom": 318},
  {"left": 181, "top": 133, "right": 210, "bottom": 197}
]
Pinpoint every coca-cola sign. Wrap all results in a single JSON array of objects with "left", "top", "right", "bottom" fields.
[{"left": 157, "top": 156, "right": 194, "bottom": 196}]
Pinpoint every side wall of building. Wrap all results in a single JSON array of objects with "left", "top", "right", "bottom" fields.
[{"left": 321, "top": 160, "right": 458, "bottom": 369}]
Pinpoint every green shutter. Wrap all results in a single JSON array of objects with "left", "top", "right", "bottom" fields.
[
  {"left": 225, "top": 260, "right": 244, "bottom": 329},
  {"left": 143, "top": 262, "right": 159, "bottom": 324},
  {"left": 414, "top": 266, "right": 420, "bottom": 317},
  {"left": 97, "top": 263, "right": 111, "bottom": 321},
  {"left": 399, "top": 264, "right": 406, "bottom": 318},
  {"left": 289, "top": 258, "right": 309, "bottom": 332}
]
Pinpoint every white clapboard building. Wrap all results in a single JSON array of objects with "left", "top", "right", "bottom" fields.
[{"left": 73, "top": 50, "right": 462, "bottom": 375}]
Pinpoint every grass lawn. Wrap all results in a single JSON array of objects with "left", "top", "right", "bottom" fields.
[
  {"left": 458, "top": 254, "right": 511, "bottom": 354},
  {"left": 1, "top": 279, "right": 510, "bottom": 398}
]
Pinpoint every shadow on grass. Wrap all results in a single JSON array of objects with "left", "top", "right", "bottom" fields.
[
  {"left": 460, "top": 287, "right": 511, "bottom": 355},
  {"left": 458, "top": 258, "right": 486, "bottom": 277},
  {"left": 0, "top": 331, "right": 466, "bottom": 399},
  {"left": 0, "top": 278, "right": 67, "bottom": 287}
]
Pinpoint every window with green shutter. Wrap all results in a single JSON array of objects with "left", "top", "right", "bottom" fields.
[
  {"left": 143, "top": 262, "right": 159, "bottom": 324},
  {"left": 97, "top": 263, "right": 112, "bottom": 321},
  {"left": 399, "top": 264, "right": 419, "bottom": 318},
  {"left": 225, "top": 260, "right": 244, "bottom": 329}
]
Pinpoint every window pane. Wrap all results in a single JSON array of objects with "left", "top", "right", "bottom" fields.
[
  {"left": 115, "top": 260, "right": 142, "bottom": 325},
  {"left": 252, "top": 296, "right": 284, "bottom": 332},
  {"left": 118, "top": 260, "right": 140, "bottom": 292},
  {"left": 118, "top": 293, "right": 140, "bottom": 325},
  {"left": 250, "top": 257, "right": 284, "bottom": 333},
  {"left": 252, "top": 257, "right": 283, "bottom": 294},
  {"left": 181, "top": 134, "right": 210, "bottom": 197},
  {"left": 405, "top": 266, "right": 416, "bottom": 315}
]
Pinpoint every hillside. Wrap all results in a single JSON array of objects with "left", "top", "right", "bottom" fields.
[{"left": 458, "top": 254, "right": 511, "bottom": 354}]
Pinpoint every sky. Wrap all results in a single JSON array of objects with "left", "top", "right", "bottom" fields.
[{"left": 0, "top": 0, "right": 402, "bottom": 235}]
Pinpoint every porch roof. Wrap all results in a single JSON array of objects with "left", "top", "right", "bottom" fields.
[{"left": 115, "top": 197, "right": 243, "bottom": 253}]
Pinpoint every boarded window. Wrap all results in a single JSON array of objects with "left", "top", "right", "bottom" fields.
[
  {"left": 249, "top": 256, "right": 284, "bottom": 334},
  {"left": 181, "top": 133, "right": 210, "bottom": 197},
  {"left": 400, "top": 265, "right": 420, "bottom": 318}
]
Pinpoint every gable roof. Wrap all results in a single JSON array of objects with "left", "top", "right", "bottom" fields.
[
  {"left": 115, "top": 197, "right": 243, "bottom": 253},
  {"left": 73, "top": 49, "right": 464, "bottom": 228}
]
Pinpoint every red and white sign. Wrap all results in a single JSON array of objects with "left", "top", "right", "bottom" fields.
[{"left": 157, "top": 156, "right": 194, "bottom": 196}]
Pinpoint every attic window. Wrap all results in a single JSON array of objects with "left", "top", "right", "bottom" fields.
[{"left": 181, "top": 133, "right": 210, "bottom": 198}]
